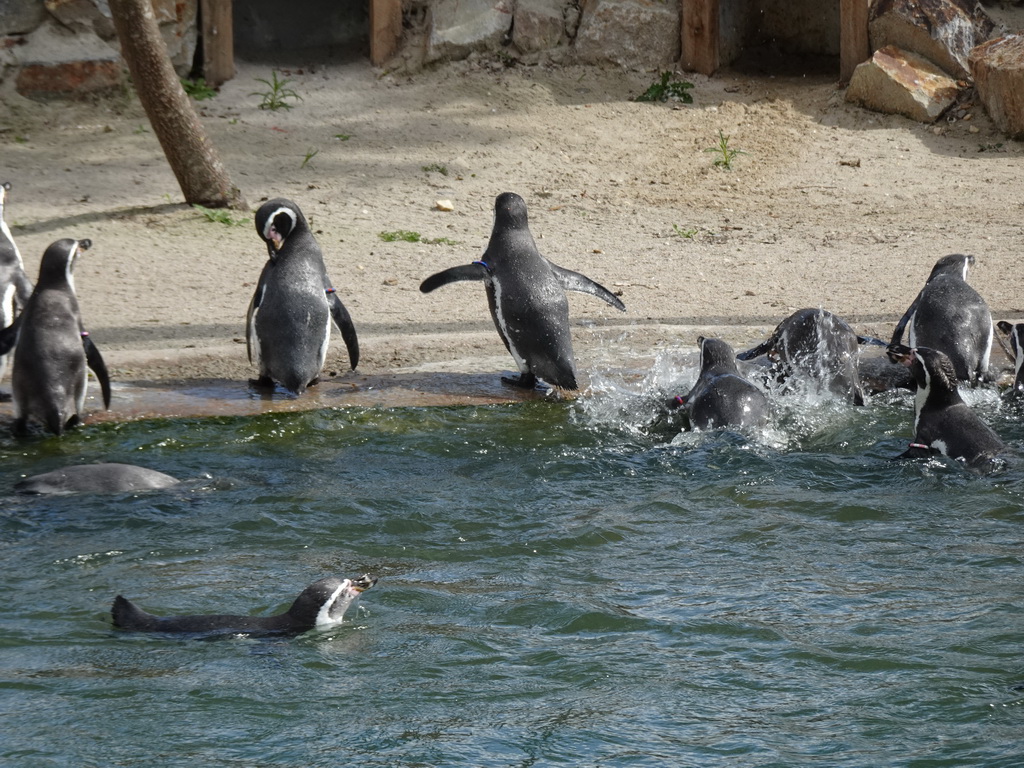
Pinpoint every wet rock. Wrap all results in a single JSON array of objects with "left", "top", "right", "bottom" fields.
[
  {"left": 513, "top": 0, "right": 565, "bottom": 53},
  {"left": 870, "top": 0, "right": 997, "bottom": 79},
  {"left": 970, "top": 33, "right": 1024, "bottom": 139},
  {"left": 574, "top": 0, "right": 680, "bottom": 70},
  {"left": 427, "top": 0, "right": 513, "bottom": 63},
  {"left": 845, "top": 45, "right": 959, "bottom": 123}
]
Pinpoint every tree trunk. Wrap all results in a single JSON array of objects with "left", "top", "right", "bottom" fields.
[{"left": 109, "top": 0, "right": 247, "bottom": 210}]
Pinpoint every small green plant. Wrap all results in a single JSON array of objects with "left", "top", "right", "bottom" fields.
[
  {"left": 251, "top": 71, "right": 301, "bottom": 111},
  {"left": 193, "top": 203, "right": 246, "bottom": 226},
  {"left": 181, "top": 77, "right": 217, "bottom": 100},
  {"left": 300, "top": 148, "right": 319, "bottom": 169},
  {"left": 422, "top": 163, "right": 449, "bottom": 176},
  {"left": 977, "top": 142, "right": 1005, "bottom": 153},
  {"left": 636, "top": 72, "right": 694, "bottom": 103},
  {"left": 133, "top": 125, "right": 149, "bottom": 135},
  {"left": 704, "top": 130, "right": 746, "bottom": 170},
  {"left": 378, "top": 230, "right": 459, "bottom": 245},
  {"left": 672, "top": 224, "right": 699, "bottom": 239},
  {"left": 334, "top": 133, "right": 352, "bottom": 141}
]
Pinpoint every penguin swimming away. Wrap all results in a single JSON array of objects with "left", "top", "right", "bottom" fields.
[
  {"left": 4, "top": 238, "right": 110, "bottom": 436},
  {"left": 736, "top": 308, "right": 881, "bottom": 405},
  {"left": 668, "top": 336, "right": 769, "bottom": 430},
  {"left": 0, "top": 182, "right": 34, "bottom": 400},
  {"left": 14, "top": 463, "right": 179, "bottom": 495},
  {"left": 890, "top": 254, "right": 992, "bottom": 384},
  {"left": 886, "top": 344, "right": 1004, "bottom": 468},
  {"left": 247, "top": 198, "right": 359, "bottom": 395},
  {"left": 419, "top": 192, "right": 625, "bottom": 390},
  {"left": 111, "top": 574, "right": 377, "bottom": 636},
  {"left": 996, "top": 321, "right": 1024, "bottom": 397}
]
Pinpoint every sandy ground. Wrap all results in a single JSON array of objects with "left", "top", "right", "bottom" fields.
[{"left": 1, "top": 55, "right": 1022, "bottom": 416}]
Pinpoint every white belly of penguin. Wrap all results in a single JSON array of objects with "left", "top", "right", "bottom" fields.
[
  {"left": 317, "top": 309, "right": 331, "bottom": 368},
  {"left": 0, "top": 283, "right": 14, "bottom": 327},
  {"left": 493, "top": 280, "right": 528, "bottom": 373}
]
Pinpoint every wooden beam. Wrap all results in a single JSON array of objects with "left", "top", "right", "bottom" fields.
[
  {"left": 200, "top": 0, "right": 234, "bottom": 86},
  {"left": 840, "top": 0, "right": 870, "bottom": 83},
  {"left": 370, "top": 0, "right": 403, "bottom": 67},
  {"left": 681, "top": 0, "right": 719, "bottom": 76}
]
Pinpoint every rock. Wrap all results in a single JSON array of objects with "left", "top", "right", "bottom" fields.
[
  {"left": 513, "top": 0, "right": 565, "bottom": 53},
  {"left": 44, "top": 0, "right": 117, "bottom": 41},
  {"left": 845, "top": 45, "right": 960, "bottom": 123},
  {"left": 427, "top": 0, "right": 513, "bottom": 63},
  {"left": 970, "top": 34, "right": 1024, "bottom": 139},
  {"left": 574, "top": 0, "right": 680, "bottom": 70},
  {"left": 1, "top": 0, "right": 47, "bottom": 36},
  {"left": 870, "top": 0, "right": 997, "bottom": 80}
]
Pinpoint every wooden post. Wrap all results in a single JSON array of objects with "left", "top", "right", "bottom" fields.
[
  {"left": 370, "top": 0, "right": 403, "bottom": 66},
  {"left": 681, "top": 0, "right": 720, "bottom": 76},
  {"left": 200, "top": 0, "right": 234, "bottom": 86},
  {"left": 840, "top": 0, "right": 870, "bottom": 83}
]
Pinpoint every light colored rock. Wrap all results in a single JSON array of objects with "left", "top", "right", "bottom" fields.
[
  {"left": 45, "top": 0, "right": 117, "bottom": 40},
  {"left": 13, "top": 16, "right": 116, "bottom": 64},
  {"left": 513, "top": 0, "right": 565, "bottom": 53},
  {"left": 969, "top": 34, "right": 1024, "bottom": 139},
  {"left": 870, "top": 0, "right": 996, "bottom": 80},
  {"left": 1, "top": 0, "right": 47, "bottom": 35},
  {"left": 574, "top": 0, "right": 679, "bottom": 70},
  {"left": 427, "top": 0, "right": 513, "bottom": 63},
  {"left": 845, "top": 45, "right": 960, "bottom": 123}
]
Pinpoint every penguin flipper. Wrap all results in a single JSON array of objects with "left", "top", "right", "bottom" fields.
[
  {"left": 245, "top": 283, "right": 265, "bottom": 366},
  {"left": 735, "top": 338, "right": 774, "bottom": 362},
  {"left": 83, "top": 334, "right": 111, "bottom": 409},
  {"left": 890, "top": 291, "right": 923, "bottom": 346},
  {"left": 111, "top": 595, "right": 159, "bottom": 631},
  {"left": 857, "top": 335, "right": 888, "bottom": 347},
  {"left": 328, "top": 290, "right": 360, "bottom": 370},
  {"left": 419, "top": 263, "right": 489, "bottom": 293},
  {"left": 0, "top": 313, "right": 22, "bottom": 356},
  {"left": 552, "top": 266, "right": 626, "bottom": 311}
]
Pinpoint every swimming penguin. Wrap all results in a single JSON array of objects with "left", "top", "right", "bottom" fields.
[
  {"left": 111, "top": 574, "right": 377, "bottom": 636},
  {"left": 736, "top": 308, "right": 880, "bottom": 405},
  {"left": 419, "top": 192, "right": 625, "bottom": 390},
  {"left": 14, "top": 463, "right": 179, "bottom": 495},
  {"left": 6, "top": 238, "right": 110, "bottom": 435},
  {"left": 0, "top": 182, "right": 34, "bottom": 399},
  {"left": 886, "top": 344, "right": 1004, "bottom": 467},
  {"left": 668, "top": 336, "right": 769, "bottom": 430},
  {"left": 247, "top": 198, "right": 359, "bottom": 395},
  {"left": 890, "top": 254, "right": 992, "bottom": 384},
  {"left": 995, "top": 321, "right": 1024, "bottom": 397}
]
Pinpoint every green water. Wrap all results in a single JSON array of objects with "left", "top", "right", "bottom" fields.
[{"left": 1, "top": 380, "right": 1022, "bottom": 767}]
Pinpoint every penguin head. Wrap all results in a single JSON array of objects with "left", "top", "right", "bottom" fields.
[
  {"left": 492, "top": 192, "right": 530, "bottom": 233},
  {"left": 997, "top": 321, "right": 1024, "bottom": 388},
  {"left": 887, "top": 344, "right": 957, "bottom": 395},
  {"left": 37, "top": 238, "right": 90, "bottom": 288},
  {"left": 927, "top": 253, "right": 974, "bottom": 282},
  {"left": 286, "top": 574, "right": 377, "bottom": 630},
  {"left": 255, "top": 198, "right": 307, "bottom": 257},
  {"left": 0, "top": 181, "right": 10, "bottom": 208},
  {"left": 697, "top": 335, "right": 739, "bottom": 375}
]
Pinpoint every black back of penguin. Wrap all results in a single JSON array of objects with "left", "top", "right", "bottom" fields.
[{"left": 684, "top": 336, "right": 769, "bottom": 430}]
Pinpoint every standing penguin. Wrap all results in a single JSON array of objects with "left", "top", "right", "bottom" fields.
[
  {"left": 890, "top": 254, "right": 992, "bottom": 383},
  {"left": 6, "top": 238, "right": 110, "bottom": 435},
  {"left": 669, "top": 336, "right": 769, "bottom": 431},
  {"left": 0, "top": 182, "right": 34, "bottom": 399},
  {"left": 886, "top": 344, "right": 1004, "bottom": 468},
  {"left": 419, "top": 192, "right": 625, "bottom": 390},
  {"left": 247, "top": 198, "right": 359, "bottom": 395}
]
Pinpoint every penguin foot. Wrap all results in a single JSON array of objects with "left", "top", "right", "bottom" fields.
[
  {"left": 248, "top": 376, "right": 275, "bottom": 390},
  {"left": 501, "top": 373, "right": 538, "bottom": 390},
  {"left": 0, "top": 391, "right": 10, "bottom": 403},
  {"left": 11, "top": 417, "right": 28, "bottom": 437},
  {"left": 306, "top": 376, "right": 320, "bottom": 389}
]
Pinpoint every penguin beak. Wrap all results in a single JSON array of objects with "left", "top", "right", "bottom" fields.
[
  {"left": 350, "top": 574, "right": 378, "bottom": 593},
  {"left": 267, "top": 225, "right": 284, "bottom": 252},
  {"left": 886, "top": 344, "right": 914, "bottom": 367},
  {"left": 77, "top": 239, "right": 92, "bottom": 252}
]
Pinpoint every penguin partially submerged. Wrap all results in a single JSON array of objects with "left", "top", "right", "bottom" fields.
[
  {"left": 247, "top": 198, "right": 359, "bottom": 395},
  {"left": 111, "top": 574, "right": 377, "bottom": 636},
  {"left": 14, "top": 463, "right": 179, "bottom": 495},
  {"left": 669, "top": 336, "right": 769, "bottom": 431},
  {"left": 995, "top": 320, "right": 1024, "bottom": 397},
  {"left": 0, "top": 182, "right": 33, "bottom": 400},
  {"left": 420, "top": 192, "right": 625, "bottom": 390},
  {"left": 1, "top": 238, "right": 110, "bottom": 435},
  {"left": 890, "top": 254, "right": 993, "bottom": 384},
  {"left": 886, "top": 344, "right": 1004, "bottom": 468}
]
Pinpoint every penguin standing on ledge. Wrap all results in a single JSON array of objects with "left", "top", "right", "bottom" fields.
[{"left": 0, "top": 182, "right": 34, "bottom": 399}]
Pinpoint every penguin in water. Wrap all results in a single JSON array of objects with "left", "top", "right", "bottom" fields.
[
  {"left": 0, "top": 238, "right": 110, "bottom": 436},
  {"left": 14, "top": 463, "right": 179, "bottom": 495},
  {"left": 0, "top": 182, "right": 34, "bottom": 400},
  {"left": 890, "top": 254, "right": 992, "bottom": 384},
  {"left": 668, "top": 336, "right": 769, "bottom": 431},
  {"left": 111, "top": 574, "right": 377, "bottom": 636},
  {"left": 995, "top": 321, "right": 1024, "bottom": 397},
  {"left": 736, "top": 308, "right": 881, "bottom": 405},
  {"left": 419, "top": 192, "right": 625, "bottom": 390},
  {"left": 886, "top": 344, "right": 1004, "bottom": 468},
  {"left": 247, "top": 199, "right": 359, "bottom": 395}
]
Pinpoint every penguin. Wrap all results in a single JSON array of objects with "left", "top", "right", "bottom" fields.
[
  {"left": 886, "top": 344, "right": 1004, "bottom": 467},
  {"left": 0, "top": 182, "right": 34, "bottom": 400},
  {"left": 995, "top": 321, "right": 1024, "bottom": 397},
  {"left": 6, "top": 238, "right": 110, "bottom": 436},
  {"left": 419, "top": 192, "right": 625, "bottom": 390},
  {"left": 247, "top": 198, "right": 358, "bottom": 395},
  {"left": 14, "top": 463, "right": 179, "bottom": 495},
  {"left": 890, "top": 254, "right": 992, "bottom": 384},
  {"left": 668, "top": 336, "right": 769, "bottom": 431},
  {"left": 736, "top": 308, "right": 881, "bottom": 405},
  {"left": 111, "top": 574, "right": 377, "bottom": 636}
]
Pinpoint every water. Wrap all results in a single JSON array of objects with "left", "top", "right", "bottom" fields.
[{"left": 2, "top": 364, "right": 1023, "bottom": 767}]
